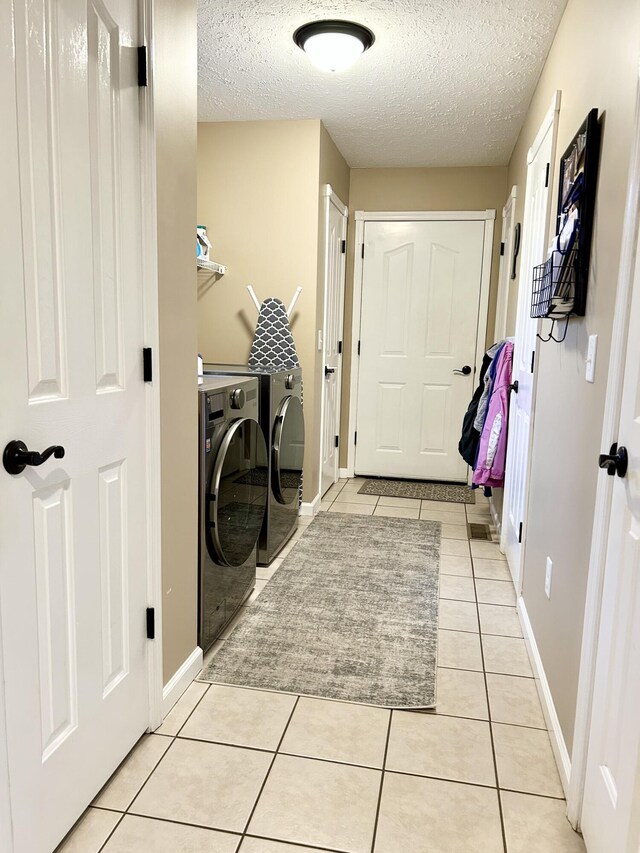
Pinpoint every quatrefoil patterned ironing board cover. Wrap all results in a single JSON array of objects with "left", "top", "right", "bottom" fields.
[{"left": 248, "top": 297, "right": 300, "bottom": 369}]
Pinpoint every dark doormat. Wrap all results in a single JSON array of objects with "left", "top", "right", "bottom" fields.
[
  {"left": 200, "top": 512, "right": 441, "bottom": 709},
  {"left": 358, "top": 478, "right": 476, "bottom": 504}
]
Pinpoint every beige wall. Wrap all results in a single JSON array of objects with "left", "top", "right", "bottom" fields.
[
  {"left": 197, "top": 120, "right": 323, "bottom": 501},
  {"left": 506, "top": 0, "right": 640, "bottom": 752},
  {"left": 155, "top": 0, "right": 199, "bottom": 684},
  {"left": 339, "top": 166, "right": 508, "bottom": 466}
]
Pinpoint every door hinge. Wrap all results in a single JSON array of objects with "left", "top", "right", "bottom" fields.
[
  {"left": 518, "top": 522, "right": 523, "bottom": 544},
  {"left": 337, "top": 340, "right": 343, "bottom": 354},
  {"left": 354, "top": 431, "right": 358, "bottom": 445},
  {"left": 500, "top": 242, "right": 505, "bottom": 256},
  {"left": 137, "top": 45, "right": 148, "bottom": 87},
  {"left": 357, "top": 340, "right": 361, "bottom": 356},
  {"left": 146, "top": 607, "right": 155, "bottom": 640},
  {"left": 143, "top": 347, "right": 153, "bottom": 382},
  {"left": 335, "top": 435, "right": 339, "bottom": 448},
  {"left": 341, "top": 239, "right": 346, "bottom": 254},
  {"left": 361, "top": 244, "right": 365, "bottom": 259},
  {"left": 544, "top": 162, "right": 550, "bottom": 188},
  {"left": 530, "top": 350, "right": 536, "bottom": 373}
]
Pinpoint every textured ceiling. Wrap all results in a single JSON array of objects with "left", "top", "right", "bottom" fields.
[{"left": 198, "top": 1, "right": 567, "bottom": 168}]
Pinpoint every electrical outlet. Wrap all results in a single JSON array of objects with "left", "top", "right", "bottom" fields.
[
  {"left": 545, "top": 557, "right": 553, "bottom": 599},
  {"left": 585, "top": 334, "right": 598, "bottom": 383}
]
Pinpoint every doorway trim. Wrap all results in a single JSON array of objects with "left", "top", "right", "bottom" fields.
[
  {"left": 141, "top": 0, "right": 165, "bottom": 732},
  {"left": 346, "top": 209, "right": 496, "bottom": 478},
  {"left": 319, "top": 184, "right": 348, "bottom": 498},
  {"left": 567, "top": 65, "right": 640, "bottom": 830},
  {"left": 494, "top": 185, "right": 518, "bottom": 341}
]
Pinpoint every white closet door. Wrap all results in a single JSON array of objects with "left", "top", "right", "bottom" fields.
[
  {"left": 0, "top": 1, "right": 150, "bottom": 850},
  {"left": 355, "top": 220, "right": 485, "bottom": 482}
]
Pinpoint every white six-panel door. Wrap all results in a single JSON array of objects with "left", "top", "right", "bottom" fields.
[
  {"left": 580, "top": 197, "right": 640, "bottom": 853},
  {"left": 0, "top": 1, "right": 150, "bottom": 850},
  {"left": 501, "top": 94, "right": 560, "bottom": 590},
  {"left": 355, "top": 220, "right": 485, "bottom": 482},
  {"left": 321, "top": 188, "right": 347, "bottom": 497}
]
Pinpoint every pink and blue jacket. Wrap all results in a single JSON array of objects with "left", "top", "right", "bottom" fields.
[{"left": 473, "top": 341, "right": 513, "bottom": 489}]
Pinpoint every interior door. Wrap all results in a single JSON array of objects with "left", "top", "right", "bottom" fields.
[
  {"left": 501, "top": 97, "right": 559, "bottom": 589},
  {"left": 0, "top": 1, "right": 150, "bottom": 851},
  {"left": 321, "top": 191, "right": 347, "bottom": 496},
  {"left": 494, "top": 187, "right": 517, "bottom": 342},
  {"left": 355, "top": 220, "right": 485, "bottom": 481},
  {"left": 580, "top": 223, "right": 640, "bottom": 853}
]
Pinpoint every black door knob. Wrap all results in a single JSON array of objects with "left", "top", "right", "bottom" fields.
[
  {"left": 509, "top": 381, "right": 519, "bottom": 394},
  {"left": 3, "top": 440, "right": 65, "bottom": 476},
  {"left": 324, "top": 366, "right": 335, "bottom": 377},
  {"left": 453, "top": 365, "right": 472, "bottom": 375},
  {"left": 598, "top": 442, "right": 628, "bottom": 478}
]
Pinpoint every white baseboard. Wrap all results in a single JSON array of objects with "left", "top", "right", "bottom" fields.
[
  {"left": 339, "top": 468, "right": 350, "bottom": 479},
  {"left": 300, "top": 494, "right": 321, "bottom": 517},
  {"left": 162, "top": 646, "right": 203, "bottom": 719},
  {"left": 517, "top": 597, "right": 571, "bottom": 795},
  {"left": 489, "top": 497, "right": 501, "bottom": 536}
]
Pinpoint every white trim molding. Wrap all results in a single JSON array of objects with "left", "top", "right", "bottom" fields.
[
  {"left": 141, "top": 0, "right": 165, "bottom": 734},
  {"left": 347, "top": 209, "right": 495, "bottom": 478},
  {"left": 518, "top": 597, "right": 571, "bottom": 795},
  {"left": 161, "top": 647, "right": 203, "bottom": 719},
  {"left": 300, "top": 494, "right": 321, "bottom": 517},
  {"left": 568, "top": 66, "right": 640, "bottom": 831}
]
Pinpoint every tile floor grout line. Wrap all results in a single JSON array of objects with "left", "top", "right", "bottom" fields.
[
  {"left": 94, "top": 811, "right": 127, "bottom": 853},
  {"left": 168, "top": 682, "right": 212, "bottom": 739},
  {"left": 120, "top": 733, "right": 180, "bottom": 817},
  {"left": 467, "top": 502, "right": 509, "bottom": 853},
  {"left": 369, "top": 709, "right": 394, "bottom": 853},
  {"left": 103, "top": 810, "right": 244, "bottom": 842},
  {"left": 238, "top": 695, "right": 301, "bottom": 839}
]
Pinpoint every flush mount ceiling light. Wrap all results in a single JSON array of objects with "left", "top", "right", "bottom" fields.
[{"left": 294, "top": 20, "right": 375, "bottom": 73}]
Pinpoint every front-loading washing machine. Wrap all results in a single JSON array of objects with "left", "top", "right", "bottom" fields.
[
  {"left": 203, "top": 364, "right": 305, "bottom": 565},
  {"left": 198, "top": 376, "right": 267, "bottom": 652}
]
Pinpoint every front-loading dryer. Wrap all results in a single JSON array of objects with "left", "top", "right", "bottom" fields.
[
  {"left": 203, "top": 364, "right": 304, "bottom": 565},
  {"left": 198, "top": 376, "right": 267, "bottom": 652}
]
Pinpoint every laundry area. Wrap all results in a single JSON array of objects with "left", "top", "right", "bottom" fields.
[{"left": 2, "top": 1, "right": 640, "bottom": 852}]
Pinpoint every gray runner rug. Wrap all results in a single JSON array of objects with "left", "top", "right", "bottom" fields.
[
  {"left": 358, "top": 478, "right": 476, "bottom": 504},
  {"left": 201, "top": 512, "right": 440, "bottom": 709}
]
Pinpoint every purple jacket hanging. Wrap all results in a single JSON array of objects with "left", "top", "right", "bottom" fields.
[{"left": 473, "top": 341, "right": 513, "bottom": 488}]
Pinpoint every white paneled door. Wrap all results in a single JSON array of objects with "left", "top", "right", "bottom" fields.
[
  {"left": 0, "top": 1, "right": 150, "bottom": 851},
  {"left": 321, "top": 188, "right": 347, "bottom": 497},
  {"left": 355, "top": 220, "right": 486, "bottom": 481},
  {"left": 580, "top": 200, "right": 640, "bottom": 853},
  {"left": 501, "top": 93, "right": 560, "bottom": 590}
]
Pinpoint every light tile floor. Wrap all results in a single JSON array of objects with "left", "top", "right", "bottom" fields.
[{"left": 58, "top": 478, "right": 586, "bottom": 853}]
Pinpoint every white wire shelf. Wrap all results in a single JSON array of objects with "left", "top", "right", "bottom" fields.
[{"left": 197, "top": 258, "right": 227, "bottom": 275}]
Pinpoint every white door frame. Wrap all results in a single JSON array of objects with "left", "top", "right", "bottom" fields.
[
  {"left": 0, "top": 1, "right": 163, "bottom": 845},
  {"left": 501, "top": 90, "right": 561, "bottom": 595},
  {"left": 141, "top": 0, "right": 164, "bottom": 732},
  {"left": 318, "top": 184, "right": 348, "bottom": 497},
  {"left": 346, "top": 209, "right": 495, "bottom": 479},
  {"left": 567, "top": 65, "right": 640, "bottom": 830},
  {"left": 494, "top": 185, "right": 518, "bottom": 341}
]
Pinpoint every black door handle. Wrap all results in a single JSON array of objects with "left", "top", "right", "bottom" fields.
[
  {"left": 3, "top": 440, "right": 65, "bottom": 475},
  {"left": 509, "top": 381, "right": 519, "bottom": 394},
  {"left": 324, "top": 366, "right": 335, "bottom": 377},
  {"left": 453, "top": 365, "right": 472, "bottom": 375},
  {"left": 598, "top": 442, "right": 628, "bottom": 478}
]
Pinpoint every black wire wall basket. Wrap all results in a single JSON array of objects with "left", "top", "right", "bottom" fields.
[{"left": 530, "top": 109, "right": 601, "bottom": 342}]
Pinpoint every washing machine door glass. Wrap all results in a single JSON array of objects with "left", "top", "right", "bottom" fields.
[
  {"left": 272, "top": 395, "right": 305, "bottom": 504},
  {"left": 207, "top": 418, "right": 268, "bottom": 567}
]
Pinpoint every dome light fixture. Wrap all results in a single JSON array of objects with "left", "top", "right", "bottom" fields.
[{"left": 294, "top": 20, "right": 375, "bottom": 73}]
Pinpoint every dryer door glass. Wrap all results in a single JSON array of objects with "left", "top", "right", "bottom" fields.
[
  {"left": 272, "top": 395, "right": 305, "bottom": 504},
  {"left": 206, "top": 418, "right": 268, "bottom": 567}
]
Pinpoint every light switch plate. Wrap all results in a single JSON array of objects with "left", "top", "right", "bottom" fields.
[{"left": 586, "top": 334, "right": 598, "bottom": 383}]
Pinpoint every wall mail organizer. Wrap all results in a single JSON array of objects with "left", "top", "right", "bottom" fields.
[{"left": 531, "top": 108, "right": 601, "bottom": 342}]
